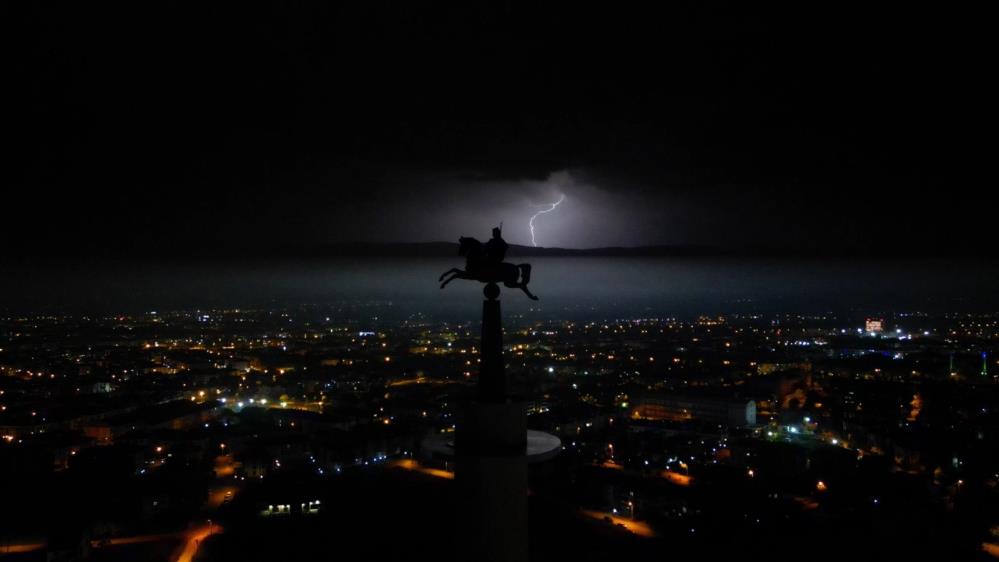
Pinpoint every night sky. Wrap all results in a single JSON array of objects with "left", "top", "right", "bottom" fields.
[{"left": 8, "top": 2, "right": 992, "bottom": 256}]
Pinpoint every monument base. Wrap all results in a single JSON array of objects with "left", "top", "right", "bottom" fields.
[
  {"left": 419, "top": 399, "right": 559, "bottom": 562},
  {"left": 455, "top": 399, "right": 526, "bottom": 562},
  {"left": 455, "top": 451, "right": 528, "bottom": 562}
]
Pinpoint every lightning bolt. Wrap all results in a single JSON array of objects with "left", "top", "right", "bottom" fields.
[{"left": 529, "top": 194, "right": 565, "bottom": 247}]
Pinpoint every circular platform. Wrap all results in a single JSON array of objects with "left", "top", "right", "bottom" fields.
[{"left": 422, "top": 430, "right": 561, "bottom": 464}]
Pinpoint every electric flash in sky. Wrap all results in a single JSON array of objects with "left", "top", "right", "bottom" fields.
[{"left": 529, "top": 194, "right": 565, "bottom": 247}]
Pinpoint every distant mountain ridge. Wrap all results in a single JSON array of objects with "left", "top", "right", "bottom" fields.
[
  {"left": 284, "top": 242, "right": 988, "bottom": 259},
  {"left": 307, "top": 242, "right": 724, "bottom": 257},
  {"left": 11, "top": 241, "right": 991, "bottom": 262}
]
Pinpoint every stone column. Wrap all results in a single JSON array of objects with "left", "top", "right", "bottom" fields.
[{"left": 455, "top": 283, "right": 528, "bottom": 562}]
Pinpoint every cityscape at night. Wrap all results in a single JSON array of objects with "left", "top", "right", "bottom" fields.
[
  {"left": 4, "top": 305, "right": 999, "bottom": 560},
  {"left": 6, "top": 1, "right": 994, "bottom": 561}
]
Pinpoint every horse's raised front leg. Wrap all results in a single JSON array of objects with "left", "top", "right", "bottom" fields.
[
  {"left": 438, "top": 268, "right": 460, "bottom": 282},
  {"left": 440, "top": 272, "right": 465, "bottom": 289}
]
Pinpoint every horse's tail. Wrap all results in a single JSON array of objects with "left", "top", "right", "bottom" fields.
[{"left": 517, "top": 263, "right": 532, "bottom": 285}]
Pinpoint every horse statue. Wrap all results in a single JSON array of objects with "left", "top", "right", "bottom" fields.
[{"left": 439, "top": 236, "right": 539, "bottom": 300}]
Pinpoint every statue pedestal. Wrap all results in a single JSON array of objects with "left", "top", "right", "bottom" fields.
[
  {"left": 455, "top": 400, "right": 529, "bottom": 562},
  {"left": 422, "top": 411, "right": 560, "bottom": 562}
]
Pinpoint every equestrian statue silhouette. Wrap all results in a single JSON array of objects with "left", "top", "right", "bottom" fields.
[{"left": 438, "top": 225, "right": 539, "bottom": 300}]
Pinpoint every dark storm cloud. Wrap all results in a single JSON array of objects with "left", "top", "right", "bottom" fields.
[
  {"left": 306, "top": 166, "right": 897, "bottom": 252},
  {"left": 314, "top": 170, "right": 676, "bottom": 248},
  {"left": 5, "top": 1, "right": 994, "bottom": 257}
]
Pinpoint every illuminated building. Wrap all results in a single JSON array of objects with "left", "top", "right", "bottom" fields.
[
  {"left": 865, "top": 318, "right": 884, "bottom": 334},
  {"left": 631, "top": 394, "right": 756, "bottom": 426}
]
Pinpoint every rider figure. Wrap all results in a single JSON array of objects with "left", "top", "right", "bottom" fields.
[
  {"left": 438, "top": 227, "right": 538, "bottom": 300},
  {"left": 483, "top": 226, "right": 508, "bottom": 275}
]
